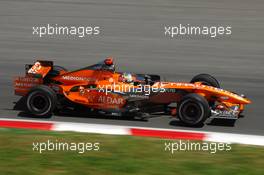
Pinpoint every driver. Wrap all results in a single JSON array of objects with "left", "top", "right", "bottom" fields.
[
  {"left": 102, "top": 57, "right": 115, "bottom": 71},
  {"left": 121, "top": 72, "right": 133, "bottom": 84}
]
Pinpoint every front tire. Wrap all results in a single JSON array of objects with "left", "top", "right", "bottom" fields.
[
  {"left": 177, "top": 93, "right": 210, "bottom": 126},
  {"left": 190, "top": 74, "right": 220, "bottom": 88},
  {"left": 26, "top": 85, "right": 57, "bottom": 117}
]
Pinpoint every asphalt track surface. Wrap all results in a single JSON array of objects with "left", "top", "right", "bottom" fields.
[{"left": 0, "top": 0, "right": 263, "bottom": 135}]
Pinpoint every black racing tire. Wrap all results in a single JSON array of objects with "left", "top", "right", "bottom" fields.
[
  {"left": 190, "top": 74, "right": 220, "bottom": 88},
  {"left": 177, "top": 93, "right": 210, "bottom": 126},
  {"left": 26, "top": 85, "right": 57, "bottom": 117}
]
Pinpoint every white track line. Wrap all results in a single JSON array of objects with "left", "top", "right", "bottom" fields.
[{"left": 0, "top": 118, "right": 264, "bottom": 146}]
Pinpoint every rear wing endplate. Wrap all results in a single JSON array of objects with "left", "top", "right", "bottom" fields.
[{"left": 26, "top": 60, "right": 53, "bottom": 78}]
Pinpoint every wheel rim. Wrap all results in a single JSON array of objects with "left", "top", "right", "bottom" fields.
[
  {"left": 180, "top": 101, "right": 203, "bottom": 123},
  {"left": 29, "top": 93, "right": 50, "bottom": 113}
]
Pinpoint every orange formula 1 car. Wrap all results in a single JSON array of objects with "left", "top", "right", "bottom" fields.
[{"left": 14, "top": 58, "right": 251, "bottom": 126}]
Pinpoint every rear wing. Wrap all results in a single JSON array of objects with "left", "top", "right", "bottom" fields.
[
  {"left": 26, "top": 60, "right": 53, "bottom": 78},
  {"left": 14, "top": 60, "right": 53, "bottom": 96}
]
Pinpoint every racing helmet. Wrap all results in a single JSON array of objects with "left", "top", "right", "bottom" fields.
[
  {"left": 104, "top": 57, "right": 114, "bottom": 66},
  {"left": 103, "top": 57, "right": 115, "bottom": 72},
  {"left": 122, "top": 72, "right": 133, "bottom": 83}
]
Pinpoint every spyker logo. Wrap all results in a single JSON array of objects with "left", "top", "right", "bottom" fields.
[{"left": 28, "top": 62, "right": 41, "bottom": 74}]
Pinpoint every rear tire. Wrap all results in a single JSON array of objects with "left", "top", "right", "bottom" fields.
[
  {"left": 190, "top": 74, "right": 220, "bottom": 88},
  {"left": 26, "top": 85, "right": 57, "bottom": 117},
  {"left": 177, "top": 93, "right": 210, "bottom": 126}
]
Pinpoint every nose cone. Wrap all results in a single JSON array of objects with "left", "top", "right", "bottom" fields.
[
  {"left": 241, "top": 97, "right": 251, "bottom": 104},
  {"left": 230, "top": 93, "right": 251, "bottom": 104},
  {"left": 204, "top": 86, "right": 252, "bottom": 104}
]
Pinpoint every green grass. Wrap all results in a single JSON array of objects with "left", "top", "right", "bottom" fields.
[{"left": 0, "top": 128, "right": 263, "bottom": 175}]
